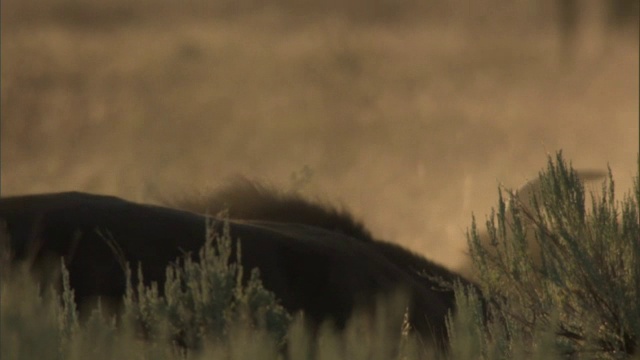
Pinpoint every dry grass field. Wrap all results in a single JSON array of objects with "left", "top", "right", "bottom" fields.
[{"left": 1, "top": 0, "right": 638, "bottom": 273}]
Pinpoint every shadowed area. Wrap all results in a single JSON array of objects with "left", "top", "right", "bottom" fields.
[{"left": 0, "top": 191, "right": 482, "bottom": 350}]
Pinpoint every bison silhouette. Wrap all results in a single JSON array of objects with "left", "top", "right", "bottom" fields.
[
  {"left": 554, "top": 0, "right": 638, "bottom": 65},
  {"left": 0, "top": 189, "right": 474, "bottom": 350},
  {"left": 171, "top": 178, "right": 476, "bottom": 314}
]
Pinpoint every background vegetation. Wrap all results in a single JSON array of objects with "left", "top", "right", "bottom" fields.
[{"left": 1, "top": 0, "right": 638, "bottom": 278}]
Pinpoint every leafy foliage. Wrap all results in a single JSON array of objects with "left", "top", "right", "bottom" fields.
[
  {"left": 121, "top": 213, "right": 292, "bottom": 352},
  {"left": 466, "top": 152, "right": 639, "bottom": 358}
]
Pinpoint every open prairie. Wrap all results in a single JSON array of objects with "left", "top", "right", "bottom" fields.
[{"left": 2, "top": 0, "right": 638, "bottom": 272}]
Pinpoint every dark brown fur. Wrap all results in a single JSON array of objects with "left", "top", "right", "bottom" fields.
[
  {"left": 0, "top": 191, "right": 460, "bottom": 349},
  {"left": 171, "top": 179, "right": 479, "bottom": 318},
  {"left": 169, "top": 178, "right": 374, "bottom": 242}
]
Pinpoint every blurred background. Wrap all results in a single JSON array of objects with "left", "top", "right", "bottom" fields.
[{"left": 1, "top": 0, "right": 638, "bottom": 273}]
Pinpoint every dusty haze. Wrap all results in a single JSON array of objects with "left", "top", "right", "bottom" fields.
[{"left": 2, "top": 0, "right": 638, "bottom": 273}]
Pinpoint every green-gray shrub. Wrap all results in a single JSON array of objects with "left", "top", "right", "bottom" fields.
[
  {"left": 121, "top": 213, "right": 291, "bottom": 351},
  {"left": 465, "top": 152, "right": 639, "bottom": 358}
]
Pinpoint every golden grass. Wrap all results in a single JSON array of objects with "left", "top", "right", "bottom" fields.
[{"left": 1, "top": 0, "right": 638, "bottom": 271}]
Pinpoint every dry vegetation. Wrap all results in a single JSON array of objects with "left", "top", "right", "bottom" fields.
[
  {"left": 1, "top": 0, "right": 638, "bottom": 273},
  {"left": 2, "top": 153, "right": 638, "bottom": 359}
]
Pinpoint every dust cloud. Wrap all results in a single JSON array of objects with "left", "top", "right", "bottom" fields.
[{"left": 1, "top": 0, "right": 638, "bottom": 273}]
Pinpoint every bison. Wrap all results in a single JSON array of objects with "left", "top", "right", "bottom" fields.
[
  {"left": 555, "top": 0, "right": 638, "bottom": 65},
  {"left": 0, "top": 190, "right": 475, "bottom": 350},
  {"left": 170, "top": 178, "right": 477, "bottom": 314}
]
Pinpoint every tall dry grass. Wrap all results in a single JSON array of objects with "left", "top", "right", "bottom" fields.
[{"left": 2, "top": 0, "right": 637, "bottom": 271}]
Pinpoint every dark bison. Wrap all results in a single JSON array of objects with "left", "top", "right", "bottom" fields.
[
  {"left": 171, "top": 178, "right": 476, "bottom": 314},
  {"left": 0, "top": 190, "right": 474, "bottom": 350},
  {"left": 555, "top": 0, "right": 638, "bottom": 64}
]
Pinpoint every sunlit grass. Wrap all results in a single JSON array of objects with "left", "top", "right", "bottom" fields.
[
  {"left": 2, "top": 0, "right": 637, "bottom": 274},
  {"left": 2, "top": 153, "right": 637, "bottom": 359}
]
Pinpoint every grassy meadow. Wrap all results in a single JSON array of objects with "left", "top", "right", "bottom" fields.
[
  {"left": 2, "top": 154, "right": 639, "bottom": 359},
  {"left": 1, "top": 0, "right": 638, "bottom": 275}
]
